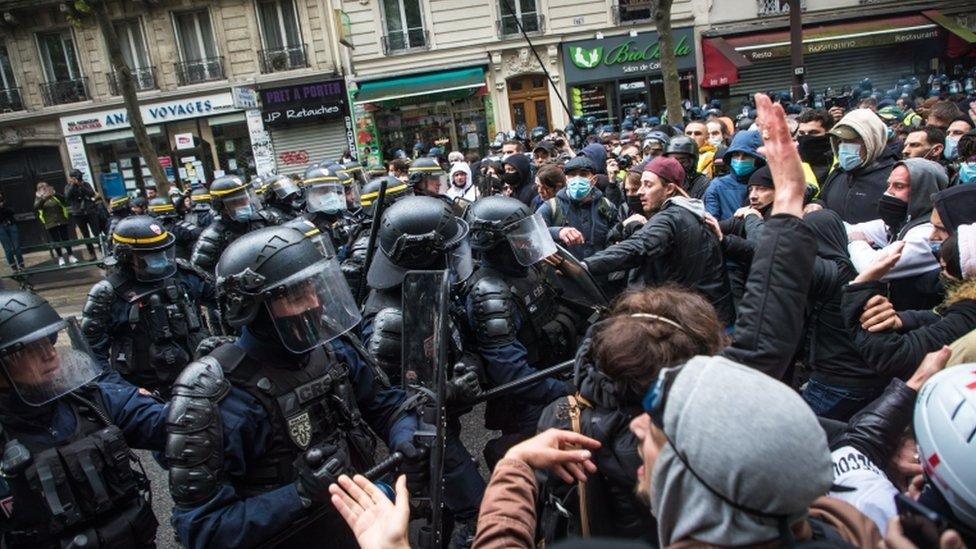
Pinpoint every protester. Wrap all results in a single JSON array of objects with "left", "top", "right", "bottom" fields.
[
  {"left": 538, "top": 156, "right": 618, "bottom": 260},
  {"left": 447, "top": 161, "right": 479, "bottom": 203},
  {"left": 902, "top": 126, "right": 946, "bottom": 160},
  {"left": 0, "top": 191, "right": 24, "bottom": 271},
  {"left": 533, "top": 162, "right": 565, "bottom": 205},
  {"left": 664, "top": 136, "right": 710, "bottom": 199},
  {"left": 501, "top": 153, "right": 537, "bottom": 207},
  {"left": 33, "top": 181, "right": 77, "bottom": 266},
  {"left": 684, "top": 121, "right": 715, "bottom": 177},
  {"left": 703, "top": 130, "right": 766, "bottom": 221},
  {"left": 64, "top": 169, "right": 100, "bottom": 259}
]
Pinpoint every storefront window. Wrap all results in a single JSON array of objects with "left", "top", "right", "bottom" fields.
[
  {"left": 374, "top": 96, "right": 487, "bottom": 158},
  {"left": 571, "top": 83, "right": 613, "bottom": 125},
  {"left": 210, "top": 118, "right": 254, "bottom": 177}
]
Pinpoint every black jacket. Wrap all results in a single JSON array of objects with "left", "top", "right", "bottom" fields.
[
  {"left": 686, "top": 172, "right": 711, "bottom": 200},
  {"left": 584, "top": 197, "right": 734, "bottom": 325},
  {"left": 817, "top": 158, "right": 895, "bottom": 224},
  {"left": 536, "top": 360, "right": 655, "bottom": 543},
  {"left": 64, "top": 181, "right": 97, "bottom": 216},
  {"left": 826, "top": 378, "right": 917, "bottom": 468},
  {"left": 841, "top": 280, "right": 976, "bottom": 380},
  {"left": 802, "top": 210, "right": 878, "bottom": 385}
]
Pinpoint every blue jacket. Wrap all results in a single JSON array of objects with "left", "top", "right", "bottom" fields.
[
  {"left": 704, "top": 131, "right": 766, "bottom": 221},
  {"left": 537, "top": 188, "right": 619, "bottom": 260},
  {"left": 171, "top": 331, "right": 418, "bottom": 549}
]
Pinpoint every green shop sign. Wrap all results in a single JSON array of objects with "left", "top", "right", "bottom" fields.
[{"left": 562, "top": 27, "right": 696, "bottom": 85}]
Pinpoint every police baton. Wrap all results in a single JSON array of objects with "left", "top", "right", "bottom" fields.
[
  {"left": 453, "top": 358, "right": 576, "bottom": 410},
  {"left": 356, "top": 177, "right": 389, "bottom": 305}
]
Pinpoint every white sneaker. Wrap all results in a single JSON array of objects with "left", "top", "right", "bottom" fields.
[
  {"left": 58, "top": 257, "right": 66, "bottom": 267},
  {"left": 68, "top": 255, "right": 79, "bottom": 264}
]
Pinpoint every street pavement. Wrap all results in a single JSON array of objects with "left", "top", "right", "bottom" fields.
[{"left": 17, "top": 254, "right": 497, "bottom": 548}]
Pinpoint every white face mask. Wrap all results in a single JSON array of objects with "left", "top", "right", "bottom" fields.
[{"left": 708, "top": 136, "right": 723, "bottom": 147}]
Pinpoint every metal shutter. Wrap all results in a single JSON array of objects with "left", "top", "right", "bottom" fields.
[
  {"left": 730, "top": 43, "right": 929, "bottom": 100},
  {"left": 268, "top": 121, "right": 347, "bottom": 176}
]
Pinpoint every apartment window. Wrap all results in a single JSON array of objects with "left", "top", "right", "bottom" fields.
[
  {"left": 381, "top": 0, "right": 426, "bottom": 53},
  {"left": 0, "top": 43, "right": 22, "bottom": 111},
  {"left": 173, "top": 10, "right": 223, "bottom": 85},
  {"left": 109, "top": 19, "right": 156, "bottom": 93},
  {"left": 758, "top": 0, "right": 805, "bottom": 16},
  {"left": 499, "top": 0, "right": 541, "bottom": 36},
  {"left": 37, "top": 30, "right": 88, "bottom": 105},
  {"left": 617, "top": 0, "right": 652, "bottom": 23},
  {"left": 257, "top": 0, "right": 307, "bottom": 72}
]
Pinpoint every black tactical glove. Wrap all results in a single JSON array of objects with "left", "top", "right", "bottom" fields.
[
  {"left": 394, "top": 440, "right": 429, "bottom": 495},
  {"left": 293, "top": 443, "right": 349, "bottom": 506},
  {"left": 194, "top": 336, "right": 237, "bottom": 359},
  {"left": 444, "top": 363, "right": 482, "bottom": 405}
]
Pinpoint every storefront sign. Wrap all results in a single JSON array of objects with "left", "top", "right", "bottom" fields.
[
  {"left": 737, "top": 26, "right": 941, "bottom": 61},
  {"left": 562, "top": 27, "right": 697, "bottom": 85},
  {"left": 246, "top": 109, "right": 277, "bottom": 178},
  {"left": 232, "top": 86, "right": 260, "bottom": 110},
  {"left": 65, "top": 136, "right": 93, "bottom": 186},
  {"left": 60, "top": 93, "right": 239, "bottom": 136},
  {"left": 260, "top": 80, "right": 348, "bottom": 128},
  {"left": 175, "top": 133, "right": 195, "bottom": 150}
]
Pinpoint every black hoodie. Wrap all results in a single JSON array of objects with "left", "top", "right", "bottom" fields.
[{"left": 502, "top": 154, "right": 538, "bottom": 207}]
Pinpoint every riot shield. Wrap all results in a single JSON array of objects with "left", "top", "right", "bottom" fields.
[
  {"left": 401, "top": 270, "right": 448, "bottom": 548},
  {"left": 547, "top": 243, "right": 609, "bottom": 315}
]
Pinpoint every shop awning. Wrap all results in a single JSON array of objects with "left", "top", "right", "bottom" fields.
[
  {"left": 354, "top": 68, "right": 486, "bottom": 106},
  {"left": 701, "top": 38, "right": 752, "bottom": 89}
]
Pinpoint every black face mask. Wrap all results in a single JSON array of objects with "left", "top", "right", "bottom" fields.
[
  {"left": 877, "top": 194, "right": 908, "bottom": 232},
  {"left": 678, "top": 161, "right": 695, "bottom": 177},
  {"left": 626, "top": 196, "right": 644, "bottom": 215},
  {"left": 501, "top": 172, "right": 522, "bottom": 188},
  {"left": 797, "top": 135, "right": 832, "bottom": 165}
]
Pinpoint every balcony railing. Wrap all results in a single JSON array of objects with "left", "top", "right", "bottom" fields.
[
  {"left": 108, "top": 66, "right": 157, "bottom": 95},
  {"left": 381, "top": 28, "right": 428, "bottom": 55},
  {"left": 0, "top": 87, "right": 23, "bottom": 112},
  {"left": 175, "top": 57, "right": 225, "bottom": 86},
  {"left": 258, "top": 44, "right": 309, "bottom": 74},
  {"left": 498, "top": 13, "right": 544, "bottom": 38},
  {"left": 613, "top": 0, "right": 653, "bottom": 24},
  {"left": 40, "top": 78, "right": 89, "bottom": 106}
]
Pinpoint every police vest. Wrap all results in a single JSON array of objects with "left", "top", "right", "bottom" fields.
[
  {"left": 107, "top": 271, "right": 207, "bottom": 394},
  {"left": 212, "top": 343, "right": 376, "bottom": 498},
  {"left": 0, "top": 388, "right": 156, "bottom": 548}
]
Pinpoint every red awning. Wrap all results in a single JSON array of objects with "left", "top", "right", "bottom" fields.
[{"left": 701, "top": 38, "right": 752, "bottom": 88}]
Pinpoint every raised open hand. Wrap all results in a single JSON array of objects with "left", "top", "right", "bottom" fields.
[
  {"left": 329, "top": 474, "right": 410, "bottom": 549},
  {"left": 754, "top": 93, "right": 805, "bottom": 218}
]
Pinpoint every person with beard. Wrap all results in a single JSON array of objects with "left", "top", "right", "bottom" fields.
[
  {"left": 500, "top": 153, "right": 538, "bottom": 207},
  {"left": 664, "top": 137, "right": 710, "bottom": 199},
  {"left": 841, "top": 225, "right": 976, "bottom": 384},
  {"left": 796, "top": 109, "right": 836, "bottom": 186},
  {"left": 581, "top": 156, "right": 734, "bottom": 326},
  {"left": 845, "top": 158, "right": 948, "bottom": 310},
  {"left": 537, "top": 156, "right": 618, "bottom": 261},
  {"left": 902, "top": 126, "right": 946, "bottom": 161}
]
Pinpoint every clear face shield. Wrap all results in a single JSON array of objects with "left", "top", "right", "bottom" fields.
[
  {"left": 222, "top": 191, "right": 254, "bottom": 222},
  {"left": 0, "top": 318, "right": 100, "bottom": 406},
  {"left": 344, "top": 180, "right": 362, "bottom": 210},
  {"left": 263, "top": 258, "right": 362, "bottom": 353},
  {"left": 272, "top": 178, "right": 302, "bottom": 201},
  {"left": 132, "top": 246, "right": 177, "bottom": 282},
  {"left": 306, "top": 181, "right": 346, "bottom": 215},
  {"left": 505, "top": 212, "right": 558, "bottom": 266}
]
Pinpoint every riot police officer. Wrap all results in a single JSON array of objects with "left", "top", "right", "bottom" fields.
[
  {"left": 148, "top": 197, "right": 202, "bottom": 261},
  {"left": 184, "top": 186, "right": 214, "bottom": 229},
  {"left": 81, "top": 215, "right": 213, "bottom": 396},
  {"left": 361, "top": 195, "right": 485, "bottom": 548},
  {"left": 105, "top": 195, "right": 132, "bottom": 253},
  {"left": 0, "top": 290, "right": 168, "bottom": 548},
  {"left": 463, "top": 196, "right": 582, "bottom": 467},
  {"left": 302, "top": 165, "right": 359, "bottom": 252},
  {"left": 408, "top": 157, "right": 448, "bottom": 198},
  {"left": 340, "top": 176, "right": 413, "bottom": 297},
  {"left": 190, "top": 175, "right": 283, "bottom": 278},
  {"left": 166, "top": 223, "right": 423, "bottom": 549},
  {"left": 260, "top": 174, "right": 305, "bottom": 221}
]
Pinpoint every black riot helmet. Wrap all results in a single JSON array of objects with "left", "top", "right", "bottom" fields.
[
  {"left": 341, "top": 160, "right": 369, "bottom": 187},
  {"left": 210, "top": 175, "right": 255, "bottom": 223},
  {"left": 264, "top": 174, "right": 304, "bottom": 210},
  {"left": 111, "top": 215, "right": 177, "bottom": 282},
  {"left": 109, "top": 195, "right": 131, "bottom": 216},
  {"left": 189, "top": 187, "right": 212, "bottom": 211},
  {"left": 530, "top": 126, "right": 548, "bottom": 143},
  {"left": 327, "top": 162, "right": 362, "bottom": 209},
  {"left": 215, "top": 224, "right": 360, "bottom": 353},
  {"left": 303, "top": 164, "right": 346, "bottom": 215},
  {"left": 464, "top": 195, "right": 557, "bottom": 267},
  {"left": 130, "top": 196, "right": 148, "bottom": 215},
  {"left": 367, "top": 196, "right": 471, "bottom": 290},
  {"left": 148, "top": 197, "right": 180, "bottom": 220},
  {"left": 359, "top": 176, "right": 412, "bottom": 216},
  {"left": 664, "top": 136, "right": 700, "bottom": 177},
  {"left": 0, "top": 291, "right": 99, "bottom": 406},
  {"left": 367, "top": 164, "right": 387, "bottom": 178},
  {"left": 407, "top": 157, "right": 446, "bottom": 197}
]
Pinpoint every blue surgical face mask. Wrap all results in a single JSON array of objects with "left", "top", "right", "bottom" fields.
[
  {"left": 566, "top": 176, "right": 592, "bottom": 201},
  {"left": 959, "top": 162, "right": 976, "bottom": 184},
  {"left": 838, "top": 143, "right": 863, "bottom": 171},
  {"left": 929, "top": 240, "right": 942, "bottom": 256},
  {"left": 232, "top": 205, "right": 252, "bottom": 222},
  {"left": 729, "top": 157, "right": 756, "bottom": 178},
  {"left": 944, "top": 137, "right": 959, "bottom": 160}
]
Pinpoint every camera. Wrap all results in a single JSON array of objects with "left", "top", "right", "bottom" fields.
[{"left": 617, "top": 154, "right": 634, "bottom": 172}]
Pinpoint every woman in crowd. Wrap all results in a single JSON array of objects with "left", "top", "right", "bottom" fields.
[{"left": 32, "top": 181, "right": 77, "bottom": 266}]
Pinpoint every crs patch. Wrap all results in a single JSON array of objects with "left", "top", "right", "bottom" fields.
[{"left": 287, "top": 411, "right": 313, "bottom": 449}]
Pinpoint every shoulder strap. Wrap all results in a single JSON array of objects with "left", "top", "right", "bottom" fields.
[
  {"left": 211, "top": 343, "right": 247, "bottom": 375},
  {"left": 566, "top": 394, "right": 590, "bottom": 539}
]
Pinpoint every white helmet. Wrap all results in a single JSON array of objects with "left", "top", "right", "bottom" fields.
[{"left": 914, "top": 365, "right": 976, "bottom": 530}]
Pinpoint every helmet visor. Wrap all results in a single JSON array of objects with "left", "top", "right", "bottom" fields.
[
  {"left": 223, "top": 192, "right": 254, "bottom": 222},
  {"left": 0, "top": 318, "right": 99, "bottom": 406},
  {"left": 505, "top": 212, "right": 558, "bottom": 266},
  {"left": 307, "top": 182, "right": 346, "bottom": 214},
  {"left": 132, "top": 246, "right": 176, "bottom": 281},
  {"left": 344, "top": 180, "right": 362, "bottom": 210},
  {"left": 272, "top": 178, "right": 302, "bottom": 200},
  {"left": 450, "top": 238, "right": 473, "bottom": 283},
  {"left": 264, "top": 258, "right": 361, "bottom": 353}
]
